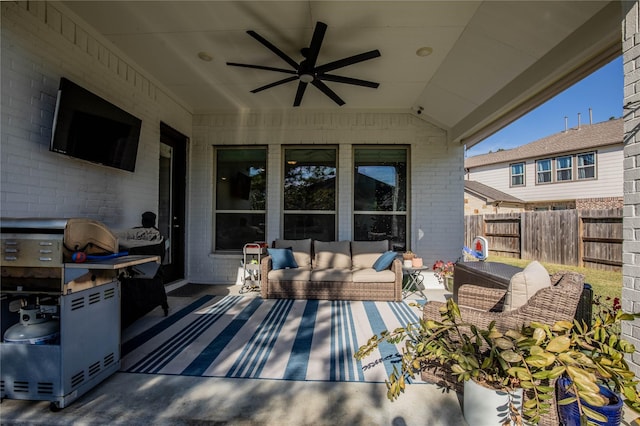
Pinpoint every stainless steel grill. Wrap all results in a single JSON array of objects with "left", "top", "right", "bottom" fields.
[{"left": 0, "top": 217, "right": 158, "bottom": 410}]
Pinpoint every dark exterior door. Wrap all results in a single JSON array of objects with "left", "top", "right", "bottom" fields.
[{"left": 159, "top": 122, "right": 187, "bottom": 283}]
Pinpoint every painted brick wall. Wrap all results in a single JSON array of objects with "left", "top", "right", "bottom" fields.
[
  {"left": 622, "top": 0, "right": 640, "bottom": 376},
  {"left": 1, "top": 2, "right": 191, "bottom": 229},
  {"left": 189, "top": 112, "right": 464, "bottom": 284}
]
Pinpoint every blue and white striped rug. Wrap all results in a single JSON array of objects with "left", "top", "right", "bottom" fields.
[{"left": 121, "top": 295, "right": 425, "bottom": 383}]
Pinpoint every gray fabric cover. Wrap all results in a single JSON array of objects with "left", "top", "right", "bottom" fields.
[
  {"left": 314, "top": 240, "right": 352, "bottom": 270},
  {"left": 274, "top": 238, "right": 312, "bottom": 270}
]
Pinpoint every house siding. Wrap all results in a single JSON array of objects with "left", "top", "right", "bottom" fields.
[{"left": 466, "top": 145, "right": 623, "bottom": 203}]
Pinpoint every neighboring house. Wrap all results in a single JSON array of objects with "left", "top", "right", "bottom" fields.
[
  {"left": 464, "top": 180, "right": 525, "bottom": 215},
  {"left": 464, "top": 118, "right": 623, "bottom": 212}
]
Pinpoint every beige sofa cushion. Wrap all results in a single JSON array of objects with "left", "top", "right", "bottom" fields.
[
  {"left": 310, "top": 269, "right": 353, "bottom": 282},
  {"left": 503, "top": 261, "right": 551, "bottom": 311},
  {"left": 314, "top": 240, "right": 351, "bottom": 269},
  {"left": 352, "top": 268, "right": 396, "bottom": 283},
  {"left": 274, "top": 238, "right": 312, "bottom": 270},
  {"left": 267, "top": 268, "right": 312, "bottom": 281},
  {"left": 351, "top": 240, "right": 389, "bottom": 269}
]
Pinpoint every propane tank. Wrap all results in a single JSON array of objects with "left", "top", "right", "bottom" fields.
[{"left": 3, "top": 305, "right": 60, "bottom": 344}]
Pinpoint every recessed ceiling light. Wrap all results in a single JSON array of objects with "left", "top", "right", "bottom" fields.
[
  {"left": 198, "top": 51, "right": 213, "bottom": 62},
  {"left": 416, "top": 47, "right": 433, "bottom": 57}
]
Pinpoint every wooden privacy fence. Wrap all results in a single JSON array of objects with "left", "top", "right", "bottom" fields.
[{"left": 464, "top": 209, "right": 623, "bottom": 271}]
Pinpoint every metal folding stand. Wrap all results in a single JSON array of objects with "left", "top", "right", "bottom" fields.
[{"left": 402, "top": 266, "right": 429, "bottom": 299}]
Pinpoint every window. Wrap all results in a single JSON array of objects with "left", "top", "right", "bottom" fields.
[
  {"left": 510, "top": 162, "right": 525, "bottom": 187},
  {"left": 556, "top": 156, "right": 572, "bottom": 181},
  {"left": 536, "top": 159, "right": 552, "bottom": 184},
  {"left": 283, "top": 147, "right": 336, "bottom": 240},
  {"left": 214, "top": 147, "right": 266, "bottom": 251},
  {"left": 353, "top": 147, "right": 407, "bottom": 251},
  {"left": 577, "top": 152, "right": 596, "bottom": 179}
]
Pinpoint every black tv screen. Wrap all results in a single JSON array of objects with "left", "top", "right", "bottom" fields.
[{"left": 50, "top": 77, "right": 142, "bottom": 172}]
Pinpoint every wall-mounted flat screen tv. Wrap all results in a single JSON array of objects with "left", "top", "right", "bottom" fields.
[{"left": 50, "top": 77, "right": 142, "bottom": 172}]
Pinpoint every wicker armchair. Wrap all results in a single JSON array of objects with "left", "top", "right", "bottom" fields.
[{"left": 421, "top": 270, "right": 585, "bottom": 426}]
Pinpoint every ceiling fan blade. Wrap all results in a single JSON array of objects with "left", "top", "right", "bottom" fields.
[
  {"left": 247, "top": 30, "right": 299, "bottom": 70},
  {"left": 251, "top": 76, "right": 299, "bottom": 93},
  {"left": 227, "top": 62, "right": 298, "bottom": 75},
  {"left": 311, "top": 80, "right": 345, "bottom": 106},
  {"left": 318, "top": 74, "right": 379, "bottom": 88},
  {"left": 305, "top": 22, "right": 327, "bottom": 68},
  {"left": 315, "top": 49, "right": 381, "bottom": 73},
  {"left": 293, "top": 81, "right": 308, "bottom": 106}
]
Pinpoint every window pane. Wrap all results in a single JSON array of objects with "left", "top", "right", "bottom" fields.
[
  {"left": 511, "top": 175, "right": 523, "bottom": 186},
  {"left": 283, "top": 214, "right": 335, "bottom": 241},
  {"left": 216, "top": 149, "right": 266, "bottom": 210},
  {"left": 510, "top": 162, "right": 524, "bottom": 186},
  {"left": 214, "top": 147, "right": 266, "bottom": 251},
  {"left": 511, "top": 163, "right": 523, "bottom": 175},
  {"left": 556, "top": 156, "right": 572, "bottom": 169},
  {"left": 578, "top": 166, "right": 595, "bottom": 179},
  {"left": 354, "top": 148, "right": 407, "bottom": 212},
  {"left": 537, "top": 160, "right": 551, "bottom": 171},
  {"left": 354, "top": 214, "right": 406, "bottom": 251},
  {"left": 557, "top": 169, "right": 572, "bottom": 181},
  {"left": 537, "top": 172, "right": 551, "bottom": 183},
  {"left": 577, "top": 152, "right": 595, "bottom": 180},
  {"left": 215, "top": 213, "right": 265, "bottom": 250},
  {"left": 284, "top": 148, "right": 336, "bottom": 211},
  {"left": 578, "top": 153, "right": 595, "bottom": 166}
]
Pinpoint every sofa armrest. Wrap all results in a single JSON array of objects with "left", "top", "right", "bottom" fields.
[
  {"left": 260, "top": 256, "right": 272, "bottom": 298},
  {"left": 390, "top": 258, "right": 403, "bottom": 301},
  {"left": 457, "top": 284, "right": 506, "bottom": 311}
]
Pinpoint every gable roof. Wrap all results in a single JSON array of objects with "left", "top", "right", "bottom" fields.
[
  {"left": 465, "top": 118, "right": 623, "bottom": 168},
  {"left": 464, "top": 180, "right": 525, "bottom": 204}
]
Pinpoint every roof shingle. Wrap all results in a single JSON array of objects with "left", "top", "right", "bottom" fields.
[{"left": 465, "top": 118, "right": 622, "bottom": 168}]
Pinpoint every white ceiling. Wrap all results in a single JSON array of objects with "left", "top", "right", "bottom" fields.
[{"left": 61, "top": 1, "right": 621, "bottom": 147}]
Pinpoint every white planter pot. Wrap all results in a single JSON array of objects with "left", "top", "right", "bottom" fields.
[{"left": 463, "top": 379, "right": 523, "bottom": 426}]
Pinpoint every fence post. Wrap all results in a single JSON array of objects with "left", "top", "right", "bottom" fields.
[
  {"left": 577, "top": 210, "right": 584, "bottom": 268},
  {"left": 519, "top": 212, "right": 524, "bottom": 260}
]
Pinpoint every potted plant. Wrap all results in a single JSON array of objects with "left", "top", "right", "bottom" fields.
[
  {"left": 354, "top": 298, "right": 640, "bottom": 425},
  {"left": 432, "top": 260, "right": 454, "bottom": 291}
]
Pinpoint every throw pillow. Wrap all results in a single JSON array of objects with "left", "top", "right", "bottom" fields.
[
  {"left": 267, "top": 248, "right": 298, "bottom": 270},
  {"left": 503, "top": 260, "right": 551, "bottom": 311},
  {"left": 372, "top": 251, "right": 397, "bottom": 272}
]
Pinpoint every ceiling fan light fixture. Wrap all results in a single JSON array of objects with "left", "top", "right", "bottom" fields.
[
  {"left": 416, "top": 46, "right": 433, "bottom": 57},
  {"left": 299, "top": 73, "right": 314, "bottom": 83},
  {"left": 198, "top": 51, "right": 213, "bottom": 62}
]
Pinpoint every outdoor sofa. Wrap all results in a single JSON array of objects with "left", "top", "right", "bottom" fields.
[{"left": 260, "top": 238, "right": 402, "bottom": 301}]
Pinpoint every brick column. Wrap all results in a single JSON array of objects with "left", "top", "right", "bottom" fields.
[{"left": 623, "top": 0, "right": 640, "bottom": 375}]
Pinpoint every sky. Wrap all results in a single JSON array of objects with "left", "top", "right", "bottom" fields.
[{"left": 465, "top": 56, "right": 623, "bottom": 157}]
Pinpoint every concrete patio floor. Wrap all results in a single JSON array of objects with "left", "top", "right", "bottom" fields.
[
  {"left": 2, "top": 284, "right": 638, "bottom": 425},
  {"left": 0, "top": 285, "right": 466, "bottom": 426}
]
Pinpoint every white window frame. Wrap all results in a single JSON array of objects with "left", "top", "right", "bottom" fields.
[
  {"left": 536, "top": 159, "right": 552, "bottom": 184},
  {"left": 510, "top": 162, "right": 525, "bottom": 187},
  {"left": 556, "top": 155, "right": 573, "bottom": 182},
  {"left": 577, "top": 151, "right": 597, "bottom": 180}
]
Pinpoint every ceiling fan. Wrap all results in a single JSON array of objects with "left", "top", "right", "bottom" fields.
[{"left": 227, "top": 21, "right": 381, "bottom": 107}]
